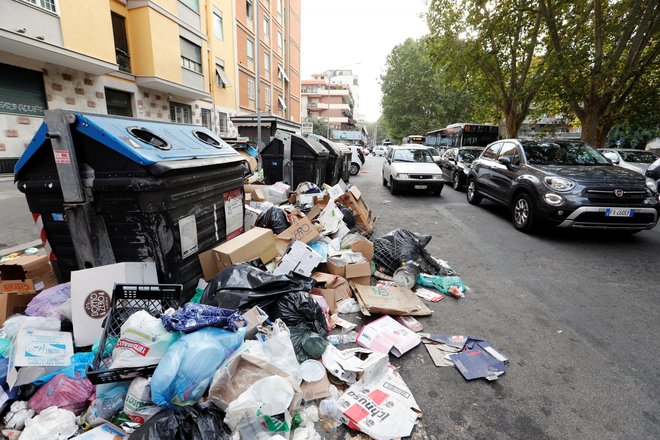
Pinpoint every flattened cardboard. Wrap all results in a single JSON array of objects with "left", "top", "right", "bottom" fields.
[
  {"left": 198, "top": 228, "right": 278, "bottom": 281},
  {"left": 300, "top": 371, "right": 331, "bottom": 401},
  {"left": 351, "top": 283, "right": 432, "bottom": 316},
  {"left": 8, "top": 329, "right": 74, "bottom": 388},
  {"left": 274, "top": 241, "right": 322, "bottom": 277},
  {"left": 356, "top": 315, "right": 421, "bottom": 357},
  {"left": 0, "top": 292, "right": 38, "bottom": 325}
]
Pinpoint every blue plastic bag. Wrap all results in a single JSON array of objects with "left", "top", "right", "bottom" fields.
[
  {"left": 33, "top": 352, "right": 95, "bottom": 385},
  {"left": 160, "top": 303, "right": 245, "bottom": 334},
  {"left": 150, "top": 327, "right": 245, "bottom": 407}
]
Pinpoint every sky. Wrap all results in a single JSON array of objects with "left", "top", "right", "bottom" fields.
[{"left": 300, "top": 0, "right": 429, "bottom": 122}]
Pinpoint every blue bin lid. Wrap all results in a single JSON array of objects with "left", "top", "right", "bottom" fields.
[{"left": 15, "top": 112, "right": 242, "bottom": 174}]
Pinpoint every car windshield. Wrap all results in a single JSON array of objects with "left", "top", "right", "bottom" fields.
[
  {"left": 523, "top": 141, "right": 610, "bottom": 166},
  {"left": 619, "top": 151, "right": 657, "bottom": 163},
  {"left": 459, "top": 148, "right": 483, "bottom": 162},
  {"left": 393, "top": 149, "right": 434, "bottom": 163},
  {"left": 426, "top": 147, "right": 440, "bottom": 156}
]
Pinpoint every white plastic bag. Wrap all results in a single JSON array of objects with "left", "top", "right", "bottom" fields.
[
  {"left": 20, "top": 406, "right": 77, "bottom": 440},
  {"left": 124, "top": 377, "right": 161, "bottom": 424},
  {"left": 3, "top": 401, "right": 34, "bottom": 430},
  {"left": 0, "top": 316, "right": 60, "bottom": 339},
  {"left": 261, "top": 321, "right": 302, "bottom": 383},
  {"left": 292, "top": 423, "right": 321, "bottom": 440},
  {"left": 111, "top": 310, "right": 177, "bottom": 369},
  {"left": 336, "top": 298, "right": 360, "bottom": 314}
]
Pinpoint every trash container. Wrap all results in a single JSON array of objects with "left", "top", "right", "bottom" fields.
[
  {"left": 336, "top": 144, "right": 352, "bottom": 182},
  {"left": 261, "top": 130, "right": 329, "bottom": 188},
  {"left": 303, "top": 133, "right": 344, "bottom": 185},
  {"left": 14, "top": 111, "right": 246, "bottom": 298}
]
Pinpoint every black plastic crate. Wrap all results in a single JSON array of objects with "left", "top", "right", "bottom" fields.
[{"left": 87, "top": 283, "right": 182, "bottom": 385}]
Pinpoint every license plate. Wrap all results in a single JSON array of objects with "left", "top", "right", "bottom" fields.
[
  {"left": 414, "top": 185, "right": 427, "bottom": 189},
  {"left": 605, "top": 208, "right": 634, "bottom": 217}
]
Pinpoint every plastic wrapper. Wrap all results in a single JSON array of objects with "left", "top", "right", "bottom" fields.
[
  {"left": 417, "top": 274, "right": 469, "bottom": 298},
  {"left": 0, "top": 358, "right": 18, "bottom": 413},
  {"left": 111, "top": 310, "right": 178, "bottom": 370},
  {"left": 33, "top": 352, "right": 94, "bottom": 385},
  {"left": 373, "top": 228, "right": 443, "bottom": 275},
  {"left": 20, "top": 406, "right": 78, "bottom": 440},
  {"left": 83, "top": 381, "right": 130, "bottom": 428},
  {"left": 161, "top": 303, "right": 245, "bottom": 333},
  {"left": 273, "top": 291, "right": 329, "bottom": 338},
  {"left": 336, "top": 298, "right": 360, "bottom": 314},
  {"left": 202, "top": 265, "right": 315, "bottom": 312},
  {"left": 289, "top": 326, "right": 330, "bottom": 363},
  {"left": 25, "top": 282, "right": 71, "bottom": 319},
  {"left": 151, "top": 327, "right": 245, "bottom": 407},
  {"left": 3, "top": 401, "right": 34, "bottom": 430},
  {"left": 256, "top": 207, "right": 291, "bottom": 234},
  {"left": 130, "top": 404, "right": 232, "bottom": 440},
  {"left": 0, "top": 315, "right": 60, "bottom": 339},
  {"left": 28, "top": 373, "right": 95, "bottom": 415}
]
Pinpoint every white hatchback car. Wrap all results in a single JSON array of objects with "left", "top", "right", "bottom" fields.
[
  {"left": 599, "top": 149, "right": 658, "bottom": 174},
  {"left": 382, "top": 145, "right": 445, "bottom": 195},
  {"left": 373, "top": 145, "right": 388, "bottom": 156}
]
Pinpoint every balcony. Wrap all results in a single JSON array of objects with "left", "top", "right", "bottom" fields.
[{"left": 116, "top": 48, "right": 131, "bottom": 73}]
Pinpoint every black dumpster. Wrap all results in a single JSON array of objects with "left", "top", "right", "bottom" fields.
[
  {"left": 303, "top": 133, "right": 344, "bottom": 185},
  {"left": 14, "top": 112, "right": 245, "bottom": 298},
  {"left": 261, "top": 130, "right": 329, "bottom": 188}
]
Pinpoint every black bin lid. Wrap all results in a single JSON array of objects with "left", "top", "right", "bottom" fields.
[{"left": 263, "top": 132, "right": 329, "bottom": 158}]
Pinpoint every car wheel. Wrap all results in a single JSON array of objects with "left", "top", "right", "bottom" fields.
[
  {"left": 390, "top": 179, "right": 399, "bottom": 195},
  {"left": 433, "top": 185, "right": 443, "bottom": 196},
  {"left": 466, "top": 180, "right": 482, "bottom": 205},
  {"left": 350, "top": 163, "right": 360, "bottom": 175},
  {"left": 512, "top": 193, "right": 535, "bottom": 232},
  {"left": 452, "top": 172, "right": 461, "bottom": 191},
  {"left": 382, "top": 174, "right": 388, "bottom": 186}
]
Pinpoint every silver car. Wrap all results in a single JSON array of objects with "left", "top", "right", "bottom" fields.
[
  {"left": 382, "top": 145, "right": 445, "bottom": 195},
  {"left": 599, "top": 149, "right": 658, "bottom": 174}
]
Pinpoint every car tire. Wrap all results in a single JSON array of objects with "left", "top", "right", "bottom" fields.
[
  {"left": 466, "top": 179, "right": 482, "bottom": 205},
  {"left": 452, "top": 172, "right": 462, "bottom": 191},
  {"left": 433, "top": 185, "right": 443, "bottom": 196},
  {"left": 512, "top": 193, "right": 536, "bottom": 232},
  {"left": 350, "top": 163, "right": 360, "bottom": 176},
  {"left": 390, "top": 179, "right": 399, "bottom": 195},
  {"left": 382, "top": 174, "right": 388, "bottom": 186}
]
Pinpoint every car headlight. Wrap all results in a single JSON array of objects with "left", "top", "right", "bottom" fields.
[
  {"left": 432, "top": 174, "right": 443, "bottom": 180},
  {"left": 544, "top": 193, "right": 564, "bottom": 206},
  {"left": 646, "top": 177, "right": 658, "bottom": 192},
  {"left": 544, "top": 176, "right": 575, "bottom": 192},
  {"left": 398, "top": 174, "right": 408, "bottom": 179}
]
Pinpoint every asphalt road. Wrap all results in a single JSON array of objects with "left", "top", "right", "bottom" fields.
[
  {"left": 351, "top": 155, "right": 660, "bottom": 440},
  {"left": 0, "top": 177, "right": 39, "bottom": 250}
]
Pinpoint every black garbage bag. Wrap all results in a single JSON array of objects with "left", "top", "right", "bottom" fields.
[
  {"left": 289, "top": 326, "right": 330, "bottom": 363},
  {"left": 130, "top": 404, "right": 232, "bottom": 440},
  {"left": 201, "top": 265, "right": 315, "bottom": 312},
  {"left": 373, "top": 228, "right": 442, "bottom": 276},
  {"left": 336, "top": 203, "right": 356, "bottom": 229},
  {"left": 255, "top": 207, "right": 290, "bottom": 234},
  {"left": 272, "top": 291, "right": 329, "bottom": 337}
]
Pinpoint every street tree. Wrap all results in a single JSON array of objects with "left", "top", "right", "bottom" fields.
[
  {"left": 311, "top": 118, "right": 329, "bottom": 137},
  {"left": 538, "top": 0, "right": 660, "bottom": 147},
  {"left": 427, "top": 0, "right": 551, "bottom": 137}
]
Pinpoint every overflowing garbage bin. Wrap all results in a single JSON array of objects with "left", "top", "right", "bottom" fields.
[
  {"left": 336, "top": 144, "right": 353, "bottom": 182},
  {"left": 303, "top": 133, "right": 344, "bottom": 185},
  {"left": 14, "top": 111, "right": 245, "bottom": 297},
  {"left": 261, "top": 130, "right": 329, "bottom": 188}
]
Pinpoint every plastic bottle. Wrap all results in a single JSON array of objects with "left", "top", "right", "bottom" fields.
[
  {"left": 393, "top": 261, "right": 420, "bottom": 288},
  {"left": 327, "top": 331, "right": 357, "bottom": 346}
]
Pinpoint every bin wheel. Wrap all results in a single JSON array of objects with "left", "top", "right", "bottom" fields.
[{"left": 350, "top": 163, "right": 360, "bottom": 176}]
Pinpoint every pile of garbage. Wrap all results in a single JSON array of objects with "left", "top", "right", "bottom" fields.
[{"left": 0, "top": 180, "right": 508, "bottom": 440}]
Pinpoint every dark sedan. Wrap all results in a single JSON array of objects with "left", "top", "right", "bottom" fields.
[
  {"left": 466, "top": 139, "right": 660, "bottom": 233},
  {"left": 439, "top": 147, "right": 485, "bottom": 190}
]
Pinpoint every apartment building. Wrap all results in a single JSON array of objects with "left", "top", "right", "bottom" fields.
[
  {"left": 0, "top": 0, "right": 301, "bottom": 172},
  {"left": 301, "top": 71, "right": 357, "bottom": 132},
  {"left": 234, "top": 0, "right": 300, "bottom": 122}
]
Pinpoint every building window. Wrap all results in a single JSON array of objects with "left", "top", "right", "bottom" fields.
[
  {"left": 247, "top": 39, "right": 254, "bottom": 61},
  {"left": 180, "top": 0, "right": 199, "bottom": 12},
  {"left": 21, "top": 0, "right": 56, "bottom": 13},
  {"left": 264, "top": 53, "right": 270, "bottom": 72},
  {"left": 105, "top": 88, "right": 133, "bottom": 117},
  {"left": 170, "top": 101, "right": 193, "bottom": 124},
  {"left": 201, "top": 108, "right": 212, "bottom": 130},
  {"left": 278, "top": 95, "right": 287, "bottom": 110},
  {"left": 263, "top": 16, "right": 269, "bottom": 37},
  {"left": 246, "top": 0, "right": 253, "bottom": 21},
  {"left": 180, "top": 38, "right": 202, "bottom": 73},
  {"left": 248, "top": 78, "right": 255, "bottom": 101},
  {"left": 216, "top": 63, "right": 231, "bottom": 88},
  {"left": 111, "top": 13, "right": 130, "bottom": 73},
  {"left": 265, "top": 88, "right": 271, "bottom": 111},
  {"left": 0, "top": 62, "right": 46, "bottom": 117},
  {"left": 218, "top": 111, "right": 228, "bottom": 133},
  {"left": 277, "top": 31, "right": 283, "bottom": 50},
  {"left": 213, "top": 12, "right": 224, "bottom": 40}
]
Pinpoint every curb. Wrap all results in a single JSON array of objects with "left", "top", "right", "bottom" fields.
[{"left": 0, "top": 239, "right": 43, "bottom": 257}]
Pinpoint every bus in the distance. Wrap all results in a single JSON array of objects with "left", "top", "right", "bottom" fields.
[
  {"left": 402, "top": 135, "right": 426, "bottom": 145},
  {"left": 426, "top": 123, "right": 499, "bottom": 151}
]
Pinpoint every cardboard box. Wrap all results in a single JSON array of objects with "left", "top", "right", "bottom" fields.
[
  {"left": 7, "top": 329, "right": 74, "bottom": 387},
  {"left": 198, "top": 228, "right": 278, "bottom": 281},
  {"left": 0, "top": 255, "right": 57, "bottom": 294},
  {"left": 244, "top": 205, "right": 262, "bottom": 232},
  {"left": 311, "top": 272, "right": 352, "bottom": 313},
  {"left": 352, "top": 283, "right": 432, "bottom": 316},
  {"left": 356, "top": 315, "right": 421, "bottom": 357},
  {"left": 326, "top": 240, "right": 373, "bottom": 285},
  {"left": 70, "top": 262, "right": 158, "bottom": 347},
  {"left": 241, "top": 306, "right": 269, "bottom": 339},
  {"left": 276, "top": 216, "right": 320, "bottom": 246},
  {"left": 300, "top": 370, "right": 331, "bottom": 401},
  {"left": 337, "top": 186, "right": 376, "bottom": 232},
  {"left": 274, "top": 241, "right": 322, "bottom": 277},
  {"left": 0, "top": 291, "right": 38, "bottom": 325},
  {"left": 244, "top": 184, "right": 268, "bottom": 202}
]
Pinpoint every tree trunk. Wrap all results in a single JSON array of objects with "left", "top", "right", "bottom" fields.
[
  {"left": 504, "top": 112, "right": 521, "bottom": 138},
  {"left": 579, "top": 104, "right": 609, "bottom": 148}
]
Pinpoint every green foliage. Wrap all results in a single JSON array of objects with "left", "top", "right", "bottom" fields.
[
  {"left": 380, "top": 38, "right": 487, "bottom": 142},
  {"left": 607, "top": 125, "right": 660, "bottom": 149},
  {"left": 364, "top": 117, "right": 389, "bottom": 144},
  {"left": 311, "top": 118, "right": 329, "bottom": 137}
]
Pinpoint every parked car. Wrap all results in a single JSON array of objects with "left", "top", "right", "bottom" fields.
[
  {"left": 466, "top": 139, "right": 659, "bottom": 233},
  {"left": 382, "top": 145, "right": 444, "bottom": 195},
  {"left": 373, "top": 145, "right": 388, "bottom": 156},
  {"left": 439, "top": 147, "right": 485, "bottom": 190},
  {"left": 646, "top": 158, "right": 660, "bottom": 192},
  {"left": 599, "top": 148, "right": 658, "bottom": 174},
  {"left": 336, "top": 143, "right": 365, "bottom": 175}
]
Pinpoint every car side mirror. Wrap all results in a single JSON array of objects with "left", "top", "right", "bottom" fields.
[{"left": 498, "top": 156, "right": 513, "bottom": 168}]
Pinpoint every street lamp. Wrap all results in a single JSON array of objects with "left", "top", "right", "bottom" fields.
[{"left": 326, "top": 62, "right": 361, "bottom": 140}]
